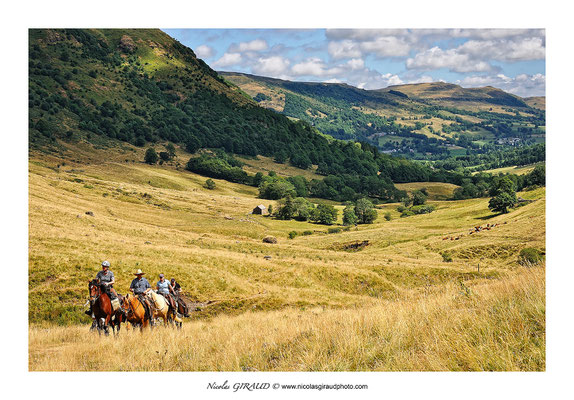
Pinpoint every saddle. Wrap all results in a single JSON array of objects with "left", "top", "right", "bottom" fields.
[{"left": 111, "top": 298, "right": 121, "bottom": 311}]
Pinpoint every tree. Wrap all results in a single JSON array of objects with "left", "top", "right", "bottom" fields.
[
  {"left": 165, "top": 143, "right": 176, "bottom": 158},
  {"left": 310, "top": 204, "right": 338, "bottom": 225},
  {"left": 204, "top": 178, "right": 216, "bottom": 190},
  {"left": 144, "top": 148, "right": 158, "bottom": 164},
  {"left": 277, "top": 195, "right": 295, "bottom": 220},
  {"left": 185, "top": 136, "right": 201, "bottom": 153},
  {"left": 292, "top": 197, "right": 314, "bottom": 221},
  {"left": 488, "top": 191, "right": 517, "bottom": 213},
  {"left": 412, "top": 190, "right": 428, "bottom": 206},
  {"left": 342, "top": 204, "right": 358, "bottom": 226},
  {"left": 527, "top": 165, "right": 545, "bottom": 187},
  {"left": 355, "top": 198, "right": 378, "bottom": 224},
  {"left": 159, "top": 151, "right": 171, "bottom": 162}
]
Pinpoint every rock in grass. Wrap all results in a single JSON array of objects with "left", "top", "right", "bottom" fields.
[
  {"left": 262, "top": 236, "right": 277, "bottom": 244},
  {"left": 264, "top": 255, "right": 272, "bottom": 260},
  {"left": 85, "top": 211, "right": 94, "bottom": 216}
]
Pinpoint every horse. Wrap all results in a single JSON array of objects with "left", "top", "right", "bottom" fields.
[
  {"left": 88, "top": 279, "right": 124, "bottom": 336},
  {"left": 121, "top": 293, "right": 151, "bottom": 330},
  {"left": 148, "top": 290, "right": 182, "bottom": 328},
  {"left": 175, "top": 295, "right": 190, "bottom": 319}
]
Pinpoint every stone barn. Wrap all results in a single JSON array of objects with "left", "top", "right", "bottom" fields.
[{"left": 252, "top": 205, "right": 267, "bottom": 215}]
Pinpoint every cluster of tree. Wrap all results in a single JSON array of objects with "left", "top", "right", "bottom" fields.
[
  {"left": 454, "top": 165, "right": 545, "bottom": 201},
  {"left": 434, "top": 144, "right": 545, "bottom": 172},
  {"left": 488, "top": 176, "right": 518, "bottom": 214},
  {"left": 342, "top": 198, "right": 378, "bottom": 225},
  {"left": 273, "top": 195, "right": 338, "bottom": 225},
  {"left": 185, "top": 152, "right": 251, "bottom": 185},
  {"left": 395, "top": 189, "right": 436, "bottom": 217},
  {"left": 144, "top": 143, "right": 177, "bottom": 164}
]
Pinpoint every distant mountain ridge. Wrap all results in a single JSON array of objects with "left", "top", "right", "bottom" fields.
[{"left": 221, "top": 71, "right": 545, "bottom": 159}]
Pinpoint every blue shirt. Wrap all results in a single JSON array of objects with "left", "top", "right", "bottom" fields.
[
  {"left": 157, "top": 280, "right": 170, "bottom": 295},
  {"left": 130, "top": 277, "right": 151, "bottom": 294}
]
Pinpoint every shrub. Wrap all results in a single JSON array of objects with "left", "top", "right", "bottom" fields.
[
  {"left": 288, "top": 231, "right": 298, "bottom": 239},
  {"left": 327, "top": 227, "right": 342, "bottom": 234},
  {"left": 144, "top": 148, "right": 158, "bottom": 164},
  {"left": 441, "top": 252, "right": 453, "bottom": 262},
  {"left": 204, "top": 179, "right": 216, "bottom": 190},
  {"left": 410, "top": 204, "right": 436, "bottom": 215},
  {"left": 518, "top": 248, "right": 544, "bottom": 266},
  {"left": 302, "top": 230, "right": 313, "bottom": 236},
  {"left": 397, "top": 205, "right": 407, "bottom": 213},
  {"left": 400, "top": 211, "right": 415, "bottom": 218},
  {"left": 384, "top": 212, "right": 392, "bottom": 221}
]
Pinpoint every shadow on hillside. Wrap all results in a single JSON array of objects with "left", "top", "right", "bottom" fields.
[{"left": 474, "top": 213, "right": 503, "bottom": 221}]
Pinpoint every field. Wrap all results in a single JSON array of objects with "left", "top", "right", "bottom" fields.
[{"left": 28, "top": 149, "right": 546, "bottom": 371}]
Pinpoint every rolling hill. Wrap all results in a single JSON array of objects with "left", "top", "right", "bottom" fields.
[
  {"left": 221, "top": 72, "right": 545, "bottom": 159},
  {"left": 27, "top": 29, "right": 545, "bottom": 372}
]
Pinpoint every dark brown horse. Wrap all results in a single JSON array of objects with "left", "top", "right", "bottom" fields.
[
  {"left": 88, "top": 279, "right": 124, "bottom": 335},
  {"left": 121, "top": 293, "right": 151, "bottom": 330}
]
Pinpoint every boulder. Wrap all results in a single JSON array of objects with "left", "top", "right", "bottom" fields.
[{"left": 262, "top": 236, "right": 277, "bottom": 244}]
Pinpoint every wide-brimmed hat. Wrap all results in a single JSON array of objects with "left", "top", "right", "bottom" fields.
[
  {"left": 102, "top": 260, "right": 110, "bottom": 268},
  {"left": 134, "top": 269, "right": 145, "bottom": 275},
  {"left": 159, "top": 273, "right": 164, "bottom": 278}
]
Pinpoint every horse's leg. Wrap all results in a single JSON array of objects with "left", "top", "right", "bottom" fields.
[{"left": 104, "top": 314, "right": 111, "bottom": 336}]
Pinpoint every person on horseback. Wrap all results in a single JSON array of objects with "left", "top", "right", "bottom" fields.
[
  {"left": 170, "top": 277, "right": 189, "bottom": 317},
  {"left": 156, "top": 274, "right": 177, "bottom": 313},
  {"left": 85, "top": 261, "right": 118, "bottom": 323},
  {"left": 96, "top": 261, "right": 118, "bottom": 300},
  {"left": 129, "top": 269, "right": 154, "bottom": 321}
]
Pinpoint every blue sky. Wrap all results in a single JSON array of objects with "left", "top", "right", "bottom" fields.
[{"left": 163, "top": 29, "right": 545, "bottom": 97}]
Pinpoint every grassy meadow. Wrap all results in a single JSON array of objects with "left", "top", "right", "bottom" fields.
[{"left": 28, "top": 148, "right": 545, "bottom": 371}]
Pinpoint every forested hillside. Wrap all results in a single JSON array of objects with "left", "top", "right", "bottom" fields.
[{"left": 221, "top": 72, "right": 545, "bottom": 160}]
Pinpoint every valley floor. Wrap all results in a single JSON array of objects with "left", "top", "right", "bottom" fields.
[{"left": 28, "top": 154, "right": 546, "bottom": 371}]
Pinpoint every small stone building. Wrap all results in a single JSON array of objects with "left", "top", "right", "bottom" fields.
[{"left": 252, "top": 205, "right": 267, "bottom": 215}]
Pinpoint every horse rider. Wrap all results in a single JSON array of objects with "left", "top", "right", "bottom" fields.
[
  {"left": 129, "top": 269, "right": 154, "bottom": 321},
  {"left": 170, "top": 277, "right": 189, "bottom": 317},
  {"left": 85, "top": 261, "right": 117, "bottom": 321},
  {"left": 156, "top": 273, "right": 177, "bottom": 312},
  {"left": 96, "top": 261, "right": 118, "bottom": 300}
]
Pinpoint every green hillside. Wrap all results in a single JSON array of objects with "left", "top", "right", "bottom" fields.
[{"left": 220, "top": 72, "right": 545, "bottom": 160}]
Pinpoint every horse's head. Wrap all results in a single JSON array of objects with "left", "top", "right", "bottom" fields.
[
  {"left": 88, "top": 279, "right": 101, "bottom": 305},
  {"left": 121, "top": 293, "right": 134, "bottom": 315}
]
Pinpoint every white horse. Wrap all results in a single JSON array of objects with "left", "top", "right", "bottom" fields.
[{"left": 147, "top": 290, "right": 182, "bottom": 327}]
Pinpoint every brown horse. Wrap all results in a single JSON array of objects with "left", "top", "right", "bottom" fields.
[
  {"left": 121, "top": 293, "right": 151, "bottom": 330},
  {"left": 88, "top": 279, "right": 124, "bottom": 335}
]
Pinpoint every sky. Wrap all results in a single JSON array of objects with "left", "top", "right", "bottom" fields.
[{"left": 162, "top": 29, "right": 545, "bottom": 98}]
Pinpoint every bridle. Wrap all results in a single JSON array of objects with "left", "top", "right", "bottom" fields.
[{"left": 89, "top": 281, "right": 101, "bottom": 305}]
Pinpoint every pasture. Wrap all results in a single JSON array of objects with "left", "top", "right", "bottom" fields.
[{"left": 28, "top": 151, "right": 545, "bottom": 371}]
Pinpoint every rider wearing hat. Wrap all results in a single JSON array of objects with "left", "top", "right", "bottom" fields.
[
  {"left": 96, "top": 261, "right": 118, "bottom": 300},
  {"left": 129, "top": 269, "right": 153, "bottom": 320},
  {"left": 156, "top": 274, "right": 177, "bottom": 313}
]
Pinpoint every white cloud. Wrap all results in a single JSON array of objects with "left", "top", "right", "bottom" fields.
[
  {"left": 346, "top": 58, "right": 365, "bottom": 70},
  {"left": 212, "top": 53, "right": 242, "bottom": 68},
  {"left": 252, "top": 56, "right": 291, "bottom": 76},
  {"left": 379, "top": 73, "right": 403, "bottom": 87},
  {"left": 458, "top": 37, "right": 545, "bottom": 61},
  {"left": 407, "top": 75, "right": 436, "bottom": 84},
  {"left": 459, "top": 73, "right": 545, "bottom": 97},
  {"left": 195, "top": 44, "right": 215, "bottom": 59},
  {"left": 327, "top": 40, "right": 362, "bottom": 60},
  {"left": 406, "top": 46, "right": 493, "bottom": 73},
  {"left": 229, "top": 39, "right": 268, "bottom": 53},
  {"left": 328, "top": 37, "right": 411, "bottom": 60}
]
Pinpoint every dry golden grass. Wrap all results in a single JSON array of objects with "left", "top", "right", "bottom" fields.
[
  {"left": 395, "top": 182, "right": 460, "bottom": 200},
  {"left": 28, "top": 149, "right": 545, "bottom": 370},
  {"left": 29, "top": 266, "right": 544, "bottom": 371}
]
